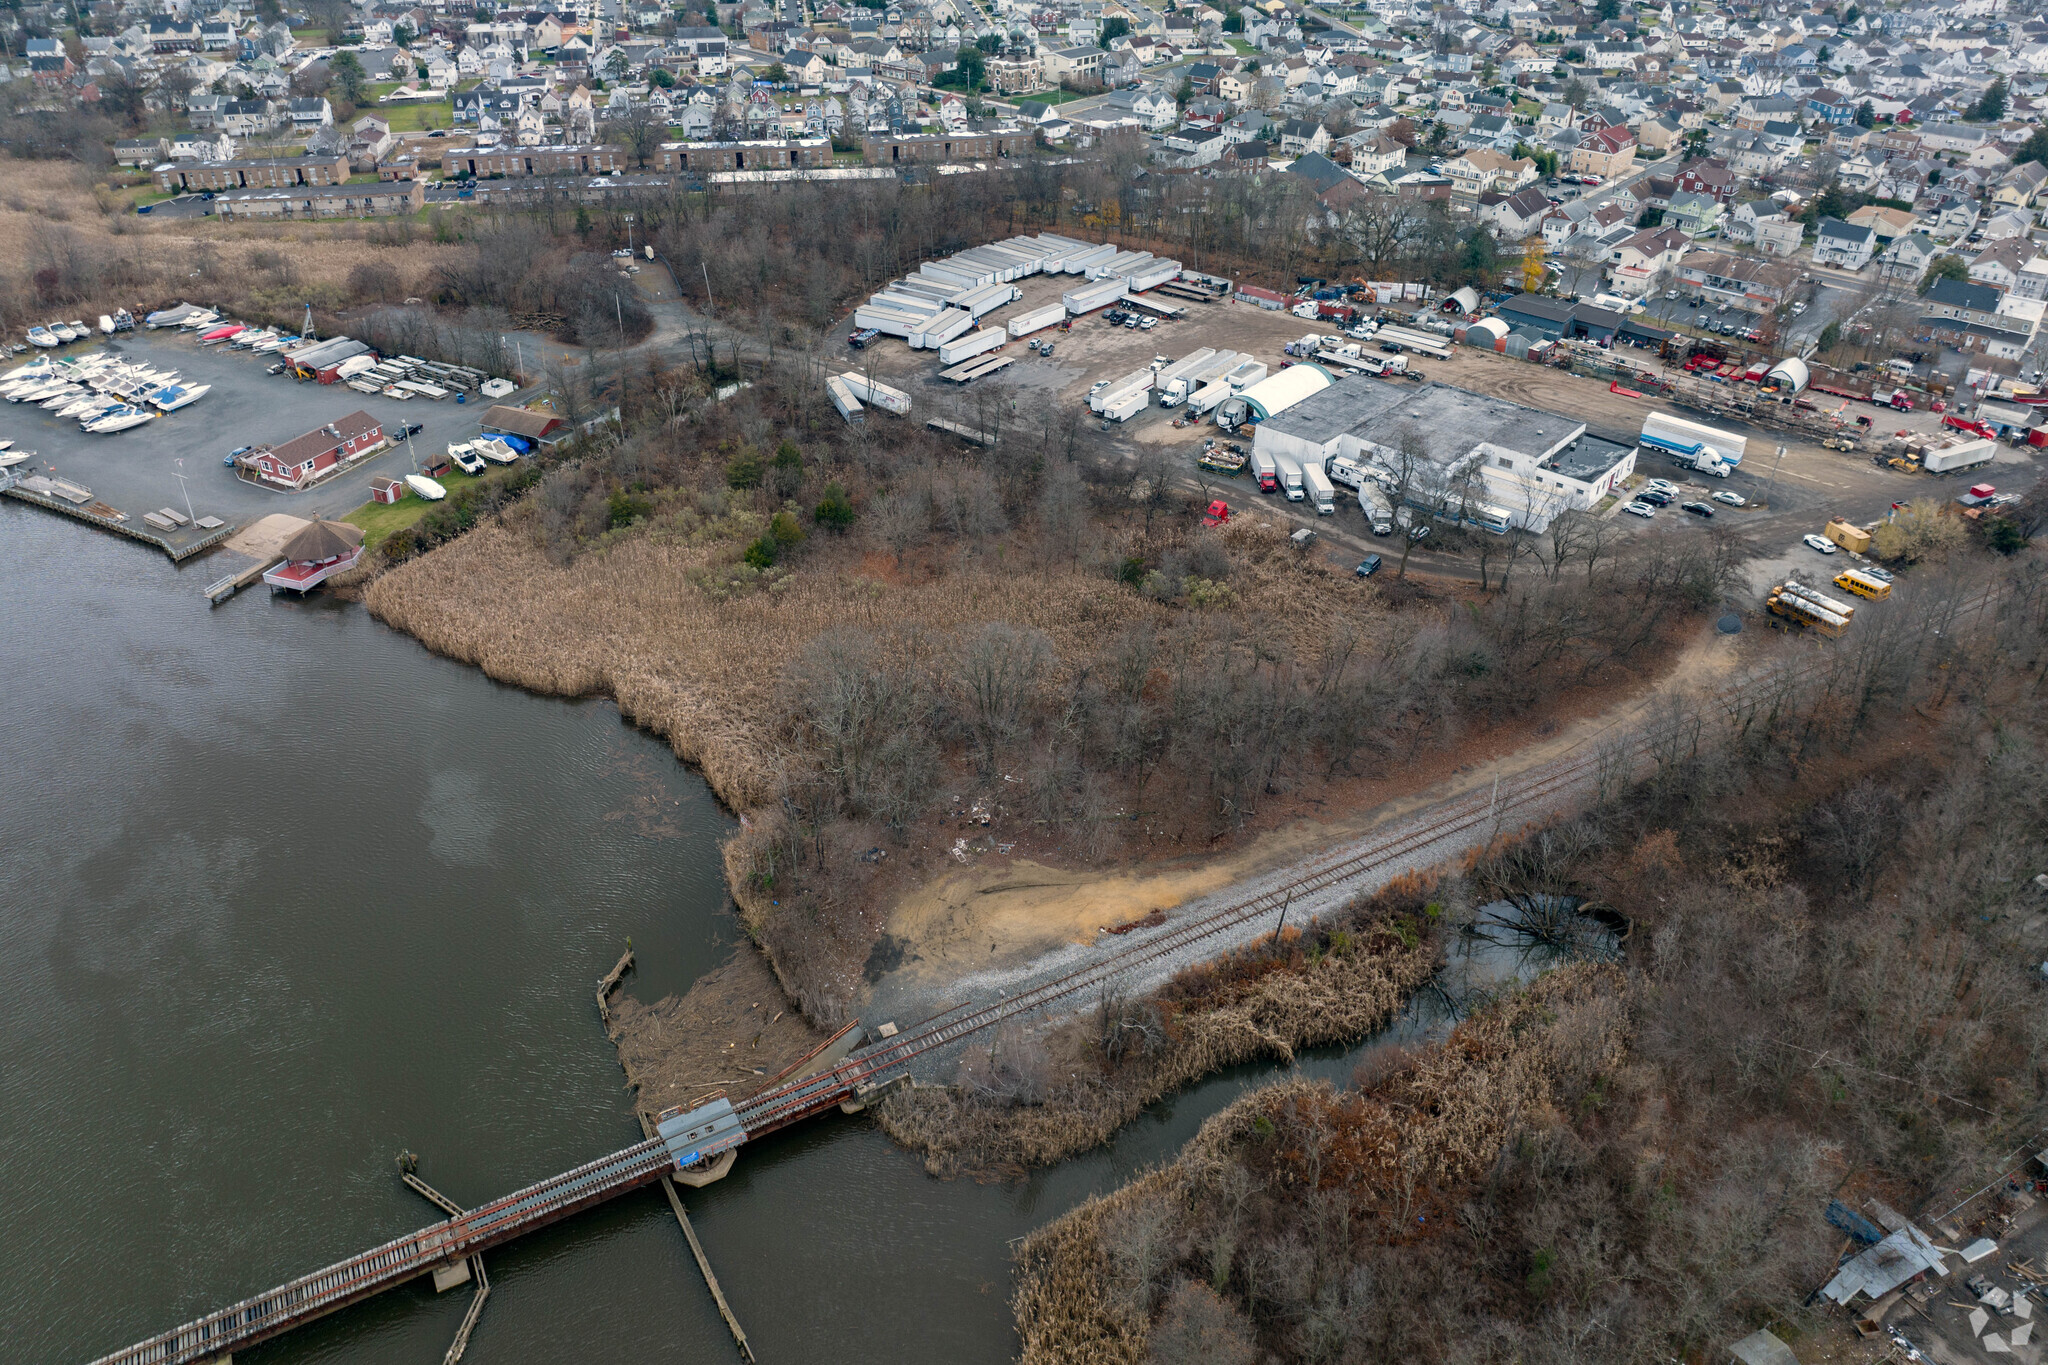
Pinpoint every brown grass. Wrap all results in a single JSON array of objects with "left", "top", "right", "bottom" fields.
[
  {"left": 1011, "top": 962, "right": 1629, "bottom": 1364},
  {"left": 876, "top": 914, "right": 1438, "bottom": 1178}
]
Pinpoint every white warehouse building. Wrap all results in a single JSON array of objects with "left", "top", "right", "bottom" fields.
[{"left": 1251, "top": 381, "right": 1634, "bottom": 533}]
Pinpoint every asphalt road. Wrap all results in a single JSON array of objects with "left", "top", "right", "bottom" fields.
[{"left": 2, "top": 331, "right": 523, "bottom": 530}]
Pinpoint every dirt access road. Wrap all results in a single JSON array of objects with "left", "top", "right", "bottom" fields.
[{"left": 856, "top": 617, "right": 1750, "bottom": 1047}]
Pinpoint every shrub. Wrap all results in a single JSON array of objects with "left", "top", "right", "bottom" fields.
[
  {"left": 771, "top": 440, "right": 804, "bottom": 497},
  {"left": 770, "top": 510, "right": 805, "bottom": 548},
  {"left": 607, "top": 488, "right": 652, "bottom": 529},
  {"left": 814, "top": 482, "right": 855, "bottom": 531},
  {"left": 743, "top": 535, "right": 777, "bottom": 569},
  {"left": 726, "top": 447, "right": 763, "bottom": 489}
]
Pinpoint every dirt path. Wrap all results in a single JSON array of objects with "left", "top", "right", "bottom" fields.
[{"left": 860, "top": 620, "right": 1747, "bottom": 1032}]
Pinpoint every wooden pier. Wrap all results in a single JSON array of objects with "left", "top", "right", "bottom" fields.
[{"left": 2, "top": 482, "right": 234, "bottom": 561}]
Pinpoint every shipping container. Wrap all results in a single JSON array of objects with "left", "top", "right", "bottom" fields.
[{"left": 1823, "top": 518, "right": 1871, "bottom": 554}]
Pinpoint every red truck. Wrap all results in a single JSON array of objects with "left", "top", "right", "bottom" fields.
[
  {"left": 1872, "top": 388, "right": 1914, "bottom": 410},
  {"left": 1316, "top": 302, "right": 1359, "bottom": 324},
  {"left": 1202, "top": 499, "right": 1230, "bottom": 527},
  {"left": 1943, "top": 414, "right": 1995, "bottom": 440}
]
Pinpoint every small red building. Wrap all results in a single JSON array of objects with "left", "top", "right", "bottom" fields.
[
  {"left": 369, "top": 475, "right": 406, "bottom": 504},
  {"left": 244, "top": 411, "right": 386, "bottom": 490}
]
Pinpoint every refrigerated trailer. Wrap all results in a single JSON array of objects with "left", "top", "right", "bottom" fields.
[
  {"left": 1091, "top": 370, "right": 1153, "bottom": 414},
  {"left": 1187, "top": 377, "right": 1234, "bottom": 417},
  {"left": 1101, "top": 388, "right": 1149, "bottom": 422},
  {"left": 1008, "top": 303, "right": 1067, "bottom": 339},
  {"left": 937, "top": 328, "right": 1008, "bottom": 367},
  {"left": 827, "top": 375, "right": 865, "bottom": 424},
  {"left": 1638, "top": 411, "right": 1746, "bottom": 475},
  {"left": 1063, "top": 277, "right": 1129, "bottom": 315},
  {"left": 839, "top": 372, "right": 911, "bottom": 415}
]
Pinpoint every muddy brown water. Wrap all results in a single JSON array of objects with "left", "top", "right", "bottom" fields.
[{"left": 1, "top": 502, "right": 1590, "bottom": 1365}]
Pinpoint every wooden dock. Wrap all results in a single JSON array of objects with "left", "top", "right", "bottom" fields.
[{"left": 2, "top": 482, "right": 234, "bottom": 561}]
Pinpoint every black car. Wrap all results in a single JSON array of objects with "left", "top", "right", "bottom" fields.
[
  {"left": 1681, "top": 500, "right": 1715, "bottom": 517},
  {"left": 1355, "top": 553, "right": 1383, "bottom": 578},
  {"left": 1379, "top": 342, "right": 1401, "bottom": 354},
  {"left": 1637, "top": 489, "right": 1674, "bottom": 506},
  {"left": 402, "top": 421, "right": 424, "bottom": 437}
]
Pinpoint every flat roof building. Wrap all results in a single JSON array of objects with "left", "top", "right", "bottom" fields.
[{"left": 1252, "top": 380, "right": 1629, "bottom": 532}]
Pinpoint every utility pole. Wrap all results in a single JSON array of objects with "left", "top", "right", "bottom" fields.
[
  {"left": 623, "top": 212, "right": 635, "bottom": 256},
  {"left": 702, "top": 261, "right": 715, "bottom": 313},
  {"left": 1271, "top": 889, "right": 1293, "bottom": 948},
  {"left": 1760, "top": 442, "right": 1786, "bottom": 510}
]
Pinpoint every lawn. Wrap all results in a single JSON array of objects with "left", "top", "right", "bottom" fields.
[
  {"left": 376, "top": 100, "right": 454, "bottom": 132},
  {"left": 343, "top": 466, "right": 487, "bottom": 550},
  {"left": 290, "top": 27, "right": 329, "bottom": 44}
]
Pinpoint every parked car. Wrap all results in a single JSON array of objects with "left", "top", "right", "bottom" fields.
[
  {"left": 1802, "top": 533, "right": 1840, "bottom": 555},
  {"left": 1791, "top": 301, "right": 1808, "bottom": 315},
  {"left": 1860, "top": 564, "right": 1894, "bottom": 583},
  {"left": 1089, "top": 380, "right": 1111, "bottom": 396},
  {"left": 1040, "top": 343, "right": 1054, "bottom": 357},
  {"left": 402, "top": 421, "right": 424, "bottom": 437},
  {"left": 1355, "top": 553, "right": 1383, "bottom": 577},
  {"left": 1637, "top": 490, "right": 1674, "bottom": 506},
  {"left": 1139, "top": 317, "right": 1157, "bottom": 330},
  {"left": 847, "top": 327, "right": 879, "bottom": 348},
  {"left": 1710, "top": 490, "right": 1746, "bottom": 507},
  {"left": 1664, "top": 288, "right": 1681, "bottom": 300},
  {"left": 1643, "top": 478, "right": 1679, "bottom": 494},
  {"left": 1681, "top": 500, "right": 1715, "bottom": 517},
  {"left": 1622, "top": 501, "right": 1656, "bottom": 518}
]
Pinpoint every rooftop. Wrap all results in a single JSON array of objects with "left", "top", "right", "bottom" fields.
[{"left": 1260, "top": 380, "right": 1586, "bottom": 466}]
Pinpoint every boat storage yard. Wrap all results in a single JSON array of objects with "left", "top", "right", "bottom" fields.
[{"left": 0, "top": 306, "right": 524, "bottom": 563}]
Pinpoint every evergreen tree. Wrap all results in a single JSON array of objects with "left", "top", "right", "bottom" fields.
[
  {"left": 1855, "top": 100, "right": 1875, "bottom": 128},
  {"left": 2019, "top": 127, "right": 2048, "bottom": 168},
  {"left": 1970, "top": 76, "right": 2007, "bottom": 122}
]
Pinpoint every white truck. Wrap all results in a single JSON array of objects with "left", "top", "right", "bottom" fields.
[
  {"left": 1638, "top": 411, "right": 1745, "bottom": 476},
  {"left": 1158, "top": 350, "right": 1240, "bottom": 406},
  {"left": 1272, "top": 451, "right": 1305, "bottom": 502},
  {"left": 1358, "top": 482, "right": 1395, "bottom": 535},
  {"left": 1301, "top": 461, "right": 1336, "bottom": 515}
]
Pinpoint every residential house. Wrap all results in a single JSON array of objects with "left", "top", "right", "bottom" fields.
[
  {"left": 287, "top": 97, "right": 333, "bottom": 128},
  {"left": 1878, "top": 232, "right": 1941, "bottom": 285},
  {"left": 1278, "top": 118, "right": 1331, "bottom": 156},
  {"left": 1103, "top": 84, "right": 1177, "bottom": 130},
  {"left": 1969, "top": 238, "right": 2048, "bottom": 301},
  {"left": 1722, "top": 199, "right": 1783, "bottom": 244},
  {"left": 1340, "top": 132, "right": 1405, "bottom": 177},
  {"left": 1664, "top": 190, "right": 1722, "bottom": 237},
  {"left": 1677, "top": 249, "right": 1800, "bottom": 310},
  {"left": 1672, "top": 160, "right": 1738, "bottom": 203},
  {"left": 1992, "top": 160, "right": 2046, "bottom": 211},
  {"left": 1608, "top": 224, "right": 1692, "bottom": 297},
  {"left": 1042, "top": 45, "right": 1103, "bottom": 83},
  {"left": 1482, "top": 185, "right": 1554, "bottom": 239},
  {"left": 1569, "top": 125, "right": 1636, "bottom": 179},
  {"left": 1754, "top": 217, "right": 1805, "bottom": 258},
  {"left": 1844, "top": 203, "right": 1917, "bottom": 243},
  {"left": 1812, "top": 216, "right": 1877, "bottom": 271}
]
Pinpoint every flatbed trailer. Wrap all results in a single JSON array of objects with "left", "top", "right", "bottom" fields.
[
  {"left": 927, "top": 417, "right": 996, "bottom": 446},
  {"left": 940, "top": 354, "right": 1016, "bottom": 383},
  {"left": 1123, "top": 296, "right": 1187, "bottom": 319}
]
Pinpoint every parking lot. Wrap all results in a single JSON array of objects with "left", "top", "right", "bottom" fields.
[
  {"left": 1, "top": 331, "right": 510, "bottom": 535},
  {"left": 839, "top": 272, "right": 2045, "bottom": 593}
]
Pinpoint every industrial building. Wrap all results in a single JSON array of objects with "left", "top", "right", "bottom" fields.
[
  {"left": 1251, "top": 381, "right": 1633, "bottom": 532},
  {"left": 154, "top": 154, "right": 349, "bottom": 192},
  {"left": 657, "top": 138, "right": 831, "bottom": 173}
]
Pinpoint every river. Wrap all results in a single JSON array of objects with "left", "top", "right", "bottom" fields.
[{"left": 2, "top": 504, "right": 1577, "bottom": 1365}]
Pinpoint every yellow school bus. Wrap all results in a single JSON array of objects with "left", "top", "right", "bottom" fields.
[{"left": 1834, "top": 568, "right": 1892, "bottom": 601}]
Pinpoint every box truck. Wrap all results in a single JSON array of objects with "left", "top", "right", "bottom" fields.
[
  {"left": 1302, "top": 461, "right": 1336, "bottom": 514},
  {"left": 1251, "top": 448, "right": 1279, "bottom": 493},
  {"left": 1273, "top": 451, "right": 1305, "bottom": 502},
  {"left": 1359, "top": 482, "right": 1395, "bottom": 534}
]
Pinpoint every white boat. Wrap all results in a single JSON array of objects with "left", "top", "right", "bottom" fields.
[
  {"left": 151, "top": 384, "right": 211, "bottom": 411},
  {"left": 447, "top": 443, "right": 486, "bottom": 475},
  {"left": 86, "top": 407, "right": 157, "bottom": 433},
  {"left": 0, "top": 439, "right": 11, "bottom": 450},
  {"left": 474, "top": 437, "right": 520, "bottom": 464},
  {"left": 39, "top": 387, "right": 85, "bottom": 409},
  {"left": 65, "top": 321, "right": 89, "bottom": 343},
  {"left": 1, "top": 358, "right": 55, "bottom": 383},
  {"left": 45, "top": 322, "right": 75, "bottom": 343},
  {"left": 57, "top": 395, "right": 112, "bottom": 418},
  {"left": 232, "top": 330, "right": 275, "bottom": 349},
  {"left": 405, "top": 474, "right": 446, "bottom": 500},
  {"left": 179, "top": 311, "right": 219, "bottom": 330},
  {"left": 0, "top": 451, "right": 28, "bottom": 468},
  {"left": 26, "top": 327, "right": 58, "bottom": 348},
  {"left": 253, "top": 334, "right": 296, "bottom": 353},
  {"left": 98, "top": 314, "right": 114, "bottom": 334},
  {"left": 111, "top": 310, "right": 134, "bottom": 332}
]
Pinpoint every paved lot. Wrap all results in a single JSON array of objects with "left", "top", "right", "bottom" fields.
[
  {"left": 2, "top": 332, "right": 510, "bottom": 533},
  {"left": 838, "top": 279, "right": 2046, "bottom": 594}
]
